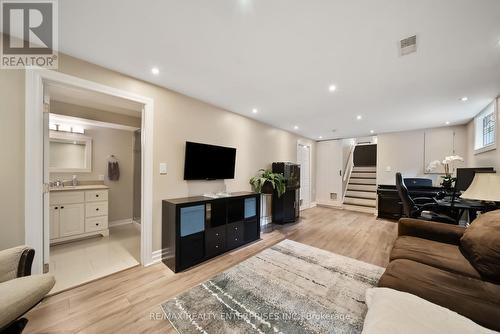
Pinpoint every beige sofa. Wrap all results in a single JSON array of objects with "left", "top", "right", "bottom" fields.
[{"left": 0, "top": 246, "right": 55, "bottom": 333}]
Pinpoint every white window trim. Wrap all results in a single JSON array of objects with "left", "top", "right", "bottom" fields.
[{"left": 474, "top": 101, "right": 497, "bottom": 155}]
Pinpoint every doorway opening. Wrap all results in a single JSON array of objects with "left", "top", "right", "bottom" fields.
[
  {"left": 25, "top": 69, "right": 154, "bottom": 286},
  {"left": 46, "top": 88, "right": 143, "bottom": 292},
  {"left": 297, "top": 142, "right": 312, "bottom": 210}
]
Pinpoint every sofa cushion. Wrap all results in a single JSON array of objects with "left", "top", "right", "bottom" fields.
[
  {"left": 460, "top": 210, "right": 500, "bottom": 282},
  {"left": 378, "top": 259, "right": 500, "bottom": 331},
  {"left": 362, "top": 288, "right": 496, "bottom": 334},
  {"left": 390, "top": 236, "right": 481, "bottom": 279},
  {"left": 0, "top": 274, "right": 55, "bottom": 328}
]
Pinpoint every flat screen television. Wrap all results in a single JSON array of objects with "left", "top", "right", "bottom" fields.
[{"left": 184, "top": 141, "right": 236, "bottom": 180}]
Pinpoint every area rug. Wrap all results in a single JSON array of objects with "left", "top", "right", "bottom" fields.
[{"left": 161, "top": 239, "right": 384, "bottom": 333}]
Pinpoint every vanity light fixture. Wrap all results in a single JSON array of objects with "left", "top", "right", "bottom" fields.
[
  {"left": 49, "top": 122, "right": 85, "bottom": 134},
  {"left": 72, "top": 126, "right": 85, "bottom": 134},
  {"left": 445, "top": 121, "right": 450, "bottom": 125},
  {"left": 58, "top": 124, "right": 72, "bottom": 132},
  {"left": 461, "top": 97, "right": 468, "bottom": 102}
]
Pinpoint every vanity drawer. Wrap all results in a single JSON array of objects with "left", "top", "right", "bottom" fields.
[
  {"left": 85, "top": 202, "right": 108, "bottom": 217},
  {"left": 85, "top": 190, "right": 108, "bottom": 202},
  {"left": 85, "top": 216, "right": 108, "bottom": 232},
  {"left": 50, "top": 191, "right": 85, "bottom": 205}
]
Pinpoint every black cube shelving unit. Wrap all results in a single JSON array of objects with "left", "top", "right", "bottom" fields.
[{"left": 162, "top": 192, "right": 260, "bottom": 272}]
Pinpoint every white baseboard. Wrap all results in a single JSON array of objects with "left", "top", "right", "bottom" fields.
[
  {"left": 109, "top": 218, "right": 133, "bottom": 227},
  {"left": 152, "top": 248, "right": 170, "bottom": 264}
]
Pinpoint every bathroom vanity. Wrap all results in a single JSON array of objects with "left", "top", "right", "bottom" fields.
[{"left": 49, "top": 185, "right": 109, "bottom": 244}]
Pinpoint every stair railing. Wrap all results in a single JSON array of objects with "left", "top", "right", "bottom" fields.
[{"left": 342, "top": 142, "right": 356, "bottom": 202}]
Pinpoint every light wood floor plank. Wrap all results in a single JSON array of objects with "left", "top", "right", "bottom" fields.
[{"left": 24, "top": 207, "right": 397, "bottom": 333}]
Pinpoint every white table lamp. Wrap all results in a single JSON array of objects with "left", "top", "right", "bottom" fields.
[{"left": 461, "top": 173, "right": 500, "bottom": 202}]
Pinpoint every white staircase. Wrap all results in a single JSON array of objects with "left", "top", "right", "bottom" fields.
[{"left": 343, "top": 166, "right": 377, "bottom": 214}]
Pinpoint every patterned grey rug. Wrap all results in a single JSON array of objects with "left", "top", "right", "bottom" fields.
[{"left": 161, "top": 239, "right": 384, "bottom": 334}]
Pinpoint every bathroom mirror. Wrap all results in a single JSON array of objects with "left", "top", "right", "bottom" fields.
[{"left": 49, "top": 131, "right": 92, "bottom": 173}]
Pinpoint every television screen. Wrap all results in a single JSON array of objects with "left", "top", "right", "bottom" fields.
[{"left": 184, "top": 141, "right": 236, "bottom": 180}]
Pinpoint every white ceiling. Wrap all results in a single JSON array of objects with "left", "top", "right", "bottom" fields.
[{"left": 57, "top": 0, "right": 500, "bottom": 140}]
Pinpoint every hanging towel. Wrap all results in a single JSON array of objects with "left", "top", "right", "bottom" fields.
[{"left": 108, "top": 161, "right": 120, "bottom": 181}]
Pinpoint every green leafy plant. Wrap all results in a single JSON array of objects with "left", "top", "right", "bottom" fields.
[
  {"left": 249, "top": 169, "right": 286, "bottom": 197},
  {"left": 440, "top": 175, "right": 456, "bottom": 190}
]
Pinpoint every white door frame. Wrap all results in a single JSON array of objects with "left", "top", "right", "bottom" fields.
[
  {"left": 297, "top": 141, "right": 312, "bottom": 210},
  {"left": 25, "top": 68, "right": 155, "bottom": 274}
]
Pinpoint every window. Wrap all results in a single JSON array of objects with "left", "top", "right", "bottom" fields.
[
  {"left": 474, "top": 102, "right": 497, "bottom": 154},
  {"left": 482, "top": 112, "right": 495, "bottom": 147}
]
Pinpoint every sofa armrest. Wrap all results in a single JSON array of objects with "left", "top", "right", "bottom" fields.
[
  {"left": 0, "top": 246, "right": 35, "bottom": 283},
  {"left": 398, "top": 218, "right": 465, "bottom": 245}
]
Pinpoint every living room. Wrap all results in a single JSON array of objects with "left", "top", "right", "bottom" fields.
[{"left": 1, "top": 1, "right": 500, "bottom": 333}]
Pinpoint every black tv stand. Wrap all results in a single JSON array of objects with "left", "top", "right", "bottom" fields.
[{"left": 162, "top": 192, "right": 260, "bottom": 272}]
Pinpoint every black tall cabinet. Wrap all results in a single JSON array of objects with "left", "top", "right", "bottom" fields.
[{"left": 272, "top": 162, "right": 300, "bottom": 224}]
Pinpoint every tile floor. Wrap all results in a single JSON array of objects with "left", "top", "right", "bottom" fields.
[{"left": 49, "top": 223, "right": 140, "bottom": 293}]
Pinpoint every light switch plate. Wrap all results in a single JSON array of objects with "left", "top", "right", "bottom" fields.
[
  {"left": 159, "top": 163, "right": 167, "bottom": 175},
  {"left": 385, "top": 166, "right": 392, "bottom": 172},
  {"left": 98, "top": 174, "right": 105, "bottom": 181}
]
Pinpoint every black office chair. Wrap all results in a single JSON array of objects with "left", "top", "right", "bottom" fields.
[{"left": 395, "top": 172, "right": 456, "bottom": 224}]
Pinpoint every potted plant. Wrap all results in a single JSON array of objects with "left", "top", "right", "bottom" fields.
[
  {"left": 426, "top": 155, "right": 464, "bottom": 191},
  {"left": 249, "top": 169, "right": 286, "bottom": 197}
]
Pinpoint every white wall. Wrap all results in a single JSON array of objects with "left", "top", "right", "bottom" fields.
[
  {"left": 316, "top": 140, "right": 343, "bottom": 207},
  {"left": 377, "top": 125, "right": 467, "bottom": 186}
]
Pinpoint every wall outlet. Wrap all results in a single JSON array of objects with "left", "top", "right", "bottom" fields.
[
  {"left": 98, "top": 174, "right": 105, "bottom": 181},
  {"left": 385, "top": 166, "right": 392, "bottom": 172},
  {"left": 159, "top": 163, "right": 167, "bottom": 175}
]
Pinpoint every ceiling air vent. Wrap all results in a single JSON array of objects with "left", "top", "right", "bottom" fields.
[{"left": 400, "top": 35, "right": 417, "bottom": 56}]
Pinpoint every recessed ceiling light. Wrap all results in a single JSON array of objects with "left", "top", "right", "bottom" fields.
[
  {"left": 356, "top": 115, "right": 362, "bottom": 120},
  {"left": 370, "top": 130, "right": 374, "bottom": 134},
  {"left": 328, "top": 85, "right": 337, "bottom": 92},
  {"left": 151, "top": 67, "right": 160, "bottom": 75},
  {"left": 445, "top": 121, "right": 450, "bottom": 125},
  {"left": 294, "top": 125, "right": 299, "bottom": 130},
  {"left": 318, "top": 136, "right": 323, "bottom": 139},
  {"left": 252, "top": 108, "right": 258, "bottom": 114},
  {"left": 460, "top": 97, "right": 468, "bottom": 102}
]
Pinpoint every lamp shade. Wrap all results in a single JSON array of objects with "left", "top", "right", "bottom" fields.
[{"left": 461, "top": 173, "right": 500, "bottom": 202}]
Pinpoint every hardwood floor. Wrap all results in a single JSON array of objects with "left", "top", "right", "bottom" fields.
[{"left": 24, "top": 207, "right": 397, "bottom": 334}]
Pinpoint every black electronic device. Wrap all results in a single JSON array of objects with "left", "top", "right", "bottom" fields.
[{"left": 183, "top": 142, "right": 236, "bottom": 180}]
